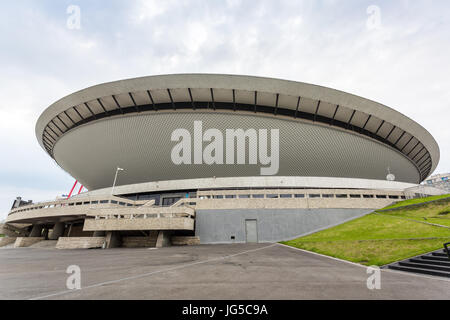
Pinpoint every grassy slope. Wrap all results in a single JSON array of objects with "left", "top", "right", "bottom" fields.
[
  {"left": 378, "top": 201, "right": 450, "bottom": 227},
  {"left": 383, "top": 194, "right": 450, "bottom": 209},
  {"left": 281, "top": 199, "right": 450, "bottom": 266}
]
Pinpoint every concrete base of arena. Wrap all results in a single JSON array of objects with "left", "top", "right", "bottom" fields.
[{"left": 196, "top": 208, "right": 372, "bottom": 244}]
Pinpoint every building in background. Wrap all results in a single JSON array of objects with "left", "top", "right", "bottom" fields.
[{"left": 423, "top": 173, "right": 450, "bottom": 192}]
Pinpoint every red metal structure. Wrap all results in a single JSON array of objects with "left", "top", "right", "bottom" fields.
[{"left": 67, "top": 181, "right": 84, "bottom": 199}]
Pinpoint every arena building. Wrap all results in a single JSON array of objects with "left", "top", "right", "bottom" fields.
[{"left": 2, "top": 74, "right": 446, "bottom": 249}]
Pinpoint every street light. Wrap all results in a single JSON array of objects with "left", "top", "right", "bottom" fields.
[{"left": 111, "top": 167, "right": 124, "bottom": 196}]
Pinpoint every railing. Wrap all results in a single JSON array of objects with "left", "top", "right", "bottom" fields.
[
  {"left": 92, "top": 211, "right": 195, "bottom": 220},
  {"left": 8, "top": 195, "right": 150, "bottom": 216},
  {"left": 444, "top": 242, "right": 450, "bottom": 260},
  {"left": 9, "top": 188, "right": 407, "bottom": 217},
  {"left": 7, "top": 194, "right": 196, "bottom": 226},
  {"left": 88, "top": 204, "right": 195, "bottom": 220}
]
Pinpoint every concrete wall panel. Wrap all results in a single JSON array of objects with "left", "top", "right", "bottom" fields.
[{"left": 195, "top": 208, "right": 373, "bottom": 244}]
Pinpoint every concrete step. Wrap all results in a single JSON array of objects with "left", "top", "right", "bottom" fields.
[
  {"left": 28, "top": 240, "right": 58, "bottom": 248},
  {"left": 399, "top": 261, "right": 450, "bottom": 272},
  {"left": 431, "top": 252, "right": 449, "bottom": 257},
  {"left": 421, "top": 255, "right": 450, "bottom": 262},
  {"left": 14, "top": 237, "right": 45, "bottom": 248},
  {"left": 410, "top": 258, "right": 450, "bottom": 267},
  {"left": 56, "top": 237, "right": 105, "bottom": 249},
  {"left": 389, "top": 264, "right": 450, "bottom": 278},
  {"left": 122, "top": 236, "right": 158, "bottom": 248}
]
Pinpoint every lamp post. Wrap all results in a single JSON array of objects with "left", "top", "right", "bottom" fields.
[{"left": 111, "top": 167, "right": 124, "bottom": 196}]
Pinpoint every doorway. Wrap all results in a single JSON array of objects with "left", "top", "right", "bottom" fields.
[{"left": 245, "top": 219, "right": 258, "bottom": 243}]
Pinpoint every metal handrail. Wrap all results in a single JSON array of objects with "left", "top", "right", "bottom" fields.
[{"left": 444, "top": 242, "right": 450, "bottom": 260}]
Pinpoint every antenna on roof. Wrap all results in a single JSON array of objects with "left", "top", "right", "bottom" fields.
[{"left": 386, "top": 167, "right": 396, "bottom": 181}]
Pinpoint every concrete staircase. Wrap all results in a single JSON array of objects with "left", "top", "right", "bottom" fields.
[
  {"left": 122, "top": 232, "right": 159, "bottom": 248},
  {"left": 387, "top": 248, "right": 450, "bottom": 278},
  {"left": 0, "top": 223, "right": 30, "bottom": 237},
  {"left": 56, "top": 237, "right": 106, "bottom": 249},
  {"left": 28, "top": 240, "right": 58, "bottom": 249},
  {"left": 14, "top": 237, "right": 45, "bottom": 248}
]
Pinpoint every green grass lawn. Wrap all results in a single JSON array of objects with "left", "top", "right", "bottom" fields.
[
  {"left": 378, "top": 201, "right": 450, "bottom": 227},
  {"left": 281, "top": 199, "right": 450, "bottom": 266},
  {"left": 383, "top": 194, "right": 450, "bottom": 209}
]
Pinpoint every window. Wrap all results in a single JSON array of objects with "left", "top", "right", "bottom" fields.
[
  {"left": 252, "top": 194, "right": 264, "bottom": 198},
  {"left": 322, "top": 194, "right": 334, "bottom": 198},
  {"left": 280, "top": 194, "right": 292, "bottom": 198},
  {"left": 267, "top": 194, "right": 279, "bottom": 198},
  {"left": 350, "top": 194, "right": 361, "bottom": 198},
  {"left": 213, "top": 195, "right": 224, "bottom": 199},
  {"left": 389, "top": 195, "right": 399, "bottom": 199},
  {"left": 162, "top": 197, "right": 181, "bottom": 206},
  {"left": 225, "top": 195, "right": 236, "bottom": 199},
  {"left": 295, "top": 194, "right": 305, "bottom": 198},
  {"left": 376, "top": 195, "right": 387, "bottom": 199},
  {"left": 100, "top": 200, "right": 109, "bottom": 204},
  {"left": 336, "top": 194, "right": 348, "bottom": 198},
  {"left": 239, "top": 194, "right": 250, "bottom": 198},
  {"left": 91, "top": 201, "right": 99, "bottom": 204},
  {"left": 119, "top": 202, "right": 126, "bottom": 206},
  {"left": 309, "top": 194, "right": 320, "bottom": 198},
  {"left": 138, "top": 194, "right": 153, "bottom": 200},
  {"left": 111, "top": 200, "right": 118, "bottom": 204},
  {"left": 363, "top": 194, "right": 374, "bottom": 198}
]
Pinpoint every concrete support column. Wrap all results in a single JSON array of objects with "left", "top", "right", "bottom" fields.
[
  {"left": 49, "top": 222, "right": 65, "bottom": 240},
  {"left": 156, "top": 231, "right": 172, "bottom": 248},
  {"left": 29, "top": 225, "right": 43, "bottom": 237},
  {"left": 105, "top": 231, "right": 121, "bottom": 248},
  {"left": 93, "top": 231, "right": 106, "bottom": 237}
]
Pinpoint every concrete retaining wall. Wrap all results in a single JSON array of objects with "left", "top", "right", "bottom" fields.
[
  {"left": 195, "top": 208, "right": 373, "bottom": 244},
  {"left": 14, "top": 237, "right": 45, "bottom": 248},
  {"left": 56, "top": 237, "right": 106, "bottom": 249}
]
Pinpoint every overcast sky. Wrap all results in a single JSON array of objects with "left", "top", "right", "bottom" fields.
[{"left": 0, "top": 0, "right": 449, "bottom": 220}]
